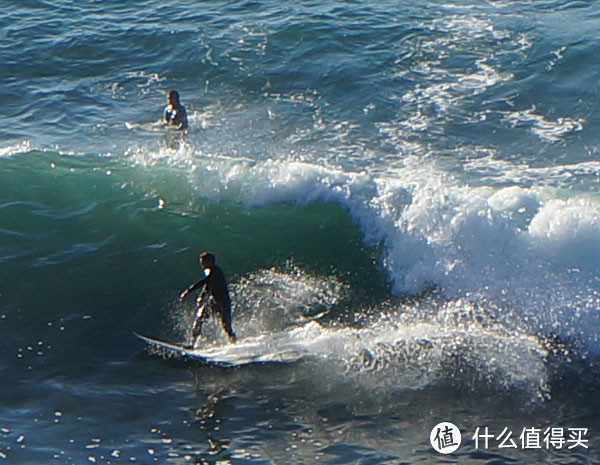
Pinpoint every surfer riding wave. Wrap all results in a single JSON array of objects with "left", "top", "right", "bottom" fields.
[{"left": 179, "top": 252, "right": 237, "bottom": 345}]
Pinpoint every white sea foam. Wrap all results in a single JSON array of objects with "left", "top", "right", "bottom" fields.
[
  {"left": 191, "top": 314, "right": 549, "bottom": 397},
  {"left": 0, "top": 141, "right": 32, "bottom": 158},
  {"left": 501, "top": 107, "right": 584, "bottom": 142},
  {"left": 232, "top": 266, "right": 347, "bottom": 335}
]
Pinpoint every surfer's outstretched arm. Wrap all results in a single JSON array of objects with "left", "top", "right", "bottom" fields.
[{"left": 178, "top": 277, "right": 208, "bottom": 302}]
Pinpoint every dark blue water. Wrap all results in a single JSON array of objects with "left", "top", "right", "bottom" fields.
[{"left": 2, "top": 1, "right": 600, "bottom": 463}]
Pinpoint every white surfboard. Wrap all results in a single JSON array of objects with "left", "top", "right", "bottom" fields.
[{"left": 135, "top": 331, "right": 305, "bottom": 367}]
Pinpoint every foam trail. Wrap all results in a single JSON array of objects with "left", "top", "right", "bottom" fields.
[{"left": 187, "top": 316, "right": 549, "bottom": 398}]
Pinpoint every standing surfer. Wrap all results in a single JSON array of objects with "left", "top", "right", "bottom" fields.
[{"left": 179, "top": 252, "right": 237, "bottom": 345}]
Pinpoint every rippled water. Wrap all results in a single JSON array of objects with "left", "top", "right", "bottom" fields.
[{"left": 2, "top": 0, "right": 600, "bottom": 463}]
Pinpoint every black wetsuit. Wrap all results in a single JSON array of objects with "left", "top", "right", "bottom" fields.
[
  {"left": 184, "top": 265, "right": 235, "bottom": 341},
  {"left": 164, "top": 103, "right": 188, "bottom": 130}
]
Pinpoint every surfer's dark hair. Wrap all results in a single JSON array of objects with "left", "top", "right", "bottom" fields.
[
  {"left": 167, "top": 89, "right": 180, "bottom": 102},
  {"left": 200, "top": 252, "right": 216, "bottom": 264}
]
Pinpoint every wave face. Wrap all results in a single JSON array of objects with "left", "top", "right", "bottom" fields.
[{"left": 2, "top": 0, "right": 600, "bottom": 463}]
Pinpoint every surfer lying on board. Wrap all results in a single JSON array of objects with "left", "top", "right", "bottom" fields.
[
  {"left": 179, "top": 252, "right": 237, "bottom": 345},
  {"left": 164, "top": 89, "right": 188, "bottom": 130}
]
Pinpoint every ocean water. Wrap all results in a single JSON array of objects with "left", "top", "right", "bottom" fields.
[{"left": 2, "top": 0, "right": 600, "bottom": 463}]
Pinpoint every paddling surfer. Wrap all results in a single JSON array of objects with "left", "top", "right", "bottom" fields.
[
  {"left": 179, "top": 252, "right": 237, "bottom": 345},
  {"left": 164, "top": 89, "right": 188, "bottom": 130}
]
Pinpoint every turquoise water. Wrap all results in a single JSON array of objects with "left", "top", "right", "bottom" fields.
[{"left": 2, "top": 1, "right": 600, "bottom": 463}]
